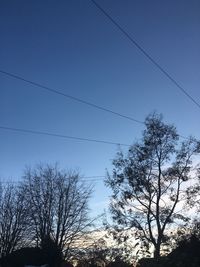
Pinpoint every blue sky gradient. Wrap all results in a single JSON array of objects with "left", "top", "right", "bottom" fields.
[{"left": 1, "top": 0, "right": 200, "bottom": 216}]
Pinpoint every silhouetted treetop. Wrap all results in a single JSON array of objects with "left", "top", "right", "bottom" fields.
[{"left": 106, "top": 113, "right": 200, "bottom": 259}]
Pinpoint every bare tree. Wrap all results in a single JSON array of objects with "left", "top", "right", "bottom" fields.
[
  {"left": 0, "top": 182, "right": 29, "bottom": 258},
  {"left": 106, "top": 113, "right": 200, "bottom": 258},
  {"left": 23, "top": 164, "right": 92, "bottom": 258}
]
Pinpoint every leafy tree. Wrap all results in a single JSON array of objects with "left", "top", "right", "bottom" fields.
[
  {"left": 106, "top": 113, "right": 200, "bottom": 258},
  {"left": 22, "top": 164, "right": 92, "bottom": 258},
  {"left": 186, "top": 166, "right": 200, "bottom": 213}
]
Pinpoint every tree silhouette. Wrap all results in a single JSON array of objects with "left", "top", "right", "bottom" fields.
[
  {"left": 22, "top": 164, "right": 92, "bottom": 258},
  {"left": 0, "top": 182, "right": 29, "bottom": 258},
  {"left": 106, "top": 113, "right": 200, "bottom": 258}
]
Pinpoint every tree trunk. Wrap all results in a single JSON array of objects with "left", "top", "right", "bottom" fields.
[{"left": 154, "top": 243, "right": 161, "bottom": 259}]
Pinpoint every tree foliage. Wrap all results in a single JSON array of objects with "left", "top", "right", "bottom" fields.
[{"left": 106, "top": 113, "right": 200, "bottom": 258}]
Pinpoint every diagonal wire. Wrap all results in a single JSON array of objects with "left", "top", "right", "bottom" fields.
[
  {"left": 0, "top": 124, "right": 193, "bottom": 146},
  {"left": 90, "top": 0, "right": 200, "bottom": 110},
  {"left": 0, "top": 69, "right": 144, "bottom": 124},
  {"left": 0, "top": 70, "right": 196, "bottom": 141},
  {"left": 0, "top": 126, "right": 130, "bottom": 146}
]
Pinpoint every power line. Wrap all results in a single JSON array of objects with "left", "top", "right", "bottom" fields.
[
  {"left": 82, "top": 175, "right": 105, "bottom": 179},
  {"left": 83, "top": 179, "right": 105, "bottom": 182},
  {"left": 0, "top": 124, "right": 193, "bottom": 148},
  {"left": 0, "top": 69, "right": 192, "bottom": 140},
  {"left": 80, "top": 175, "right": 106, "bottom": 182},
  {"left": 90, "top": 0, "right": 200, "bottom": 110},
  {"left": 0, "top": 69, "right": 144, "bottom": 124},
  {"left": 0, "top": 126, "right": 130, "bottom": 146},
  {"left": 0, "top": 176, "right": 106, "bottom": 184}
]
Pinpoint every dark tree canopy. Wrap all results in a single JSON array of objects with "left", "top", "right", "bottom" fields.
[
  {"left": 22, "top": 164, "right": 93, "bottom": 258},
  {"left": 0, "top": 164, "right": 94, "bottom": 263},
  {"left": 0, "top": 182, "right": 30, "bottom": 258},
  {"left": 106, "top": 113, "right": 200, "bottom": 258}
]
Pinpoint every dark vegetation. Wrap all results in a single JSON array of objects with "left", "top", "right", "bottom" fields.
[
  {"left": 137, "top": 228, "right": 200, "bottom": 267},
  {"left": 0, "top": 113, "right": 200, "bottom": 267},
  {"left": 106, "top": 113, "right": 200, "bottom": 259},
  {"left": 0, "top": 165, "right": 92, "bottom": 266},
  {"left": 0, "top": 247, "right": 52, "bottom": 267}
]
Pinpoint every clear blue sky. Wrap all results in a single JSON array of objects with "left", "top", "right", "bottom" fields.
[{"left": 1, "top": 0, "right": 200, "bottom": 217}]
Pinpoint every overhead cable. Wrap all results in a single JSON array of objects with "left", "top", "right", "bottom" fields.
[
  {"left": 90, "top": 0, "right": 200, "bottom": 110},
  {"left": 0, "top": 124, "right": 193, "bottom": 147},
  {"left": 0, "top": 70, "right": 192, "bottom": 141},
  {"left": 0, "top": 126, "right": 130, "bottom": 146},
  {"left": 0, "top": 69, "right": 144, "bottom": 124}
]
